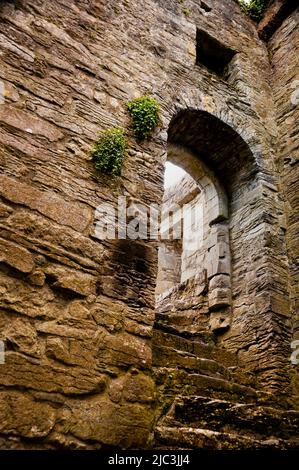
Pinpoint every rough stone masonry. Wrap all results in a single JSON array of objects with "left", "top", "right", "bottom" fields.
[{"left": 0, "top": 0, "right": 298, "bottom": 449}]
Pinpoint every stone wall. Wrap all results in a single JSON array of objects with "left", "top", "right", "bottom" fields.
[
  {"left": 0, "top": 0, "right": 297, "bottom": 449},
  {"left": 0, "top": 0, "right": 162, "bottom": 449},
  {"left": 269, "top": 6, "right": 299, "bottom": 406}
]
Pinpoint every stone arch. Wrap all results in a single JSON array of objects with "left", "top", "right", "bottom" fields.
[
  {"left": 163, "top": 88, "right": 266, "bottom": 163},
  {"left": 156, "top": 108, "right": 258, "bottom": 333},
  {"left": 155, "top": 105, "right": 290, "bottom": 393},
  {"left": 167, "top": 108, "right": 258, "bottom": 194}
]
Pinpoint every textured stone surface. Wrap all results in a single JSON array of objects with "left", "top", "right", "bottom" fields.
[
  {"left": 0, "top": 237, "right": 34, "bottom": 273},
  {"left": 153, "top": 328, "right": 299, "bottom": 450},
  {"left": 0, "top": 391, "right": 56, "bottom": 439},
  {"left": 0, "top": 0, "right": 297, "bottom": 450},
  {"left": 269, "top": 6, "right": 299, "bottom": 407}
]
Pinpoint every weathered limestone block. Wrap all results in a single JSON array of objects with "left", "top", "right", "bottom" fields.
[
  {"left": 108, "top": 371, "right": 155, "bottom": 404},
  {"left": 96, "top": 331, "right": 152, "bottom": 370},
  {"left": 0, "top": 175, "right": 92, "bottom": 232},
  {"left": 67, "top": 300, "right": 91, "bottom": 320},
  {"left": 0, "top": 352, "right": 107, "bottom": 395},
  {"left": 0, "top": 279, "right": 57, "bottom": 320},
  {"left": 90, "top": 299, "right": 125, "bottom": 333},
  {"left": 44, "top": 264, "right": 96, "bottom": 297},
  {"left": 208, "top": 224, "right": 230, "bottom": 248},
  {"left": 207, "top": 250, "right": 231, "bottom": 279},
  {"left": 3, "top": 318, "right": 41, "bottom": 357},
  {"left": 254, "top": 291, "right": 290, "bottom": 317},
  {"left": 5, "top": 210, "right": 106, "bottom": 268},
  {"left": 0, "top": 104, "right": 64, "bottom": 141},
  {"left": 0, "top": 201, "right": 13, "bottom": 218},
  {"left": 35, "top": 321, "right": 95, "bottom": 340},
  {"left": 207, "top": 223, "right": 231, "bottom": 283},
  {"left": 124, "top": 319, "right": 153, "bottom": 338},
  {"left": 45, "top": 337, "right": 72, "bottom": 365},
  {"left": 60, "top": 397, "right": 153, "bottom": 449},
  {"left": 208, "top": 288, "right": 231, "bottom": 311},
  {"left": 28, "top": 269, "right": 46, "bottom": 287},
  {"left": 0, "top": 238, "right": 34, "bottom": 273},
  {"left": 209, "top": 310, "right": 232, "bottom": 333},
  {"left": 208, "top": 195, "right": 228, "bottom": 224},
  {"left": 90, "top": 295, "right": 154, "bottom": 335},
  {"left": 0, "top": 391, "right": 56, "bottom": 439},
  {"left": 209, "top": 274, "right": 231, "bottom": 290}
]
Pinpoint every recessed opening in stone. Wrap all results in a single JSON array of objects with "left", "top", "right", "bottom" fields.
[
  {"left": 200, "top": 1, "right": 212, "bottom": 13},
  {"left": 155, "top": 108, "right": 258, "bottom": 338},
  {"left": 157, "top": 163, "right": 203, "bottom": 298},
  {"left": 156, "top": 143, "right": 233, "bottom": 335},
  {"left": 196, "top": 29, "right": 236, "bottom": 77}
]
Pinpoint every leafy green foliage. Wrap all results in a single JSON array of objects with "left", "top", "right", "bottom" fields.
[
  {"left": 127, "top": 96, "right": 160, "bottom": 140},
  {"left": 182, "top": 8, "right": 190, "bottom": 17},
  {"left": 236, "top": 0, "right": 270, "bottom": 22},
  {"left": 90, "top": 127, "right": 126, "bottom": 176}
]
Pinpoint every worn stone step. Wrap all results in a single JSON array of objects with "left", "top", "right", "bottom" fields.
[
  {"left": 154, "top": 367, "right": 258, "bottom": 403},
  {"left": 161, "top": 396, "right": 299, "bottom": 440},
  {"left": 153, "top": 344, "right": 231, "bottom": 379},
  {"left": 153, "top": 329, "right": 238, "bottom": 368},
  {"left": 154, "top": 426, "right": 299, "bottom": 450}
]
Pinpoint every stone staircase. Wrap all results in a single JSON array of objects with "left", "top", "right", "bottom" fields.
[{"left": 152, "top": 327, "right": 299, "bottom": 449}]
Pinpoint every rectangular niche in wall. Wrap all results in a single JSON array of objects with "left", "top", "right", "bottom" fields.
[{"left": 196, "top": 29, "right": 236, "bottom": 77}]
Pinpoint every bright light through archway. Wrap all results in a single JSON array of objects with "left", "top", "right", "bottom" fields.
[{"left": 164, "top": 162, "right": 186, "bottom": 189}]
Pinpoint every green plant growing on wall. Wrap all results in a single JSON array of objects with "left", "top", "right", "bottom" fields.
[
  {"left": 235, "top": 0, "right": 270, "bottom": 22},
  {"left": 182, "top": 7, "right": 190, "bottom": 17},
  {"left": 90, "top": 127, "right": 126, "bottom": 176},
  {"left": 126, "top": 96, "right": 160, "bottom": 140}
]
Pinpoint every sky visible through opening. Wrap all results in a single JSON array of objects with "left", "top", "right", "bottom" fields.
[{"left": 164, "top": 162, "right": 187, "bottom": 189}]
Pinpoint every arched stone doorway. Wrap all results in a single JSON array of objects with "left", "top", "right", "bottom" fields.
[
  {"left": 156, "top": 143, "right": 232, "bottom": 333},
  {"left": 154, "top": 107, "right": 290, "bottom": 395}
]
